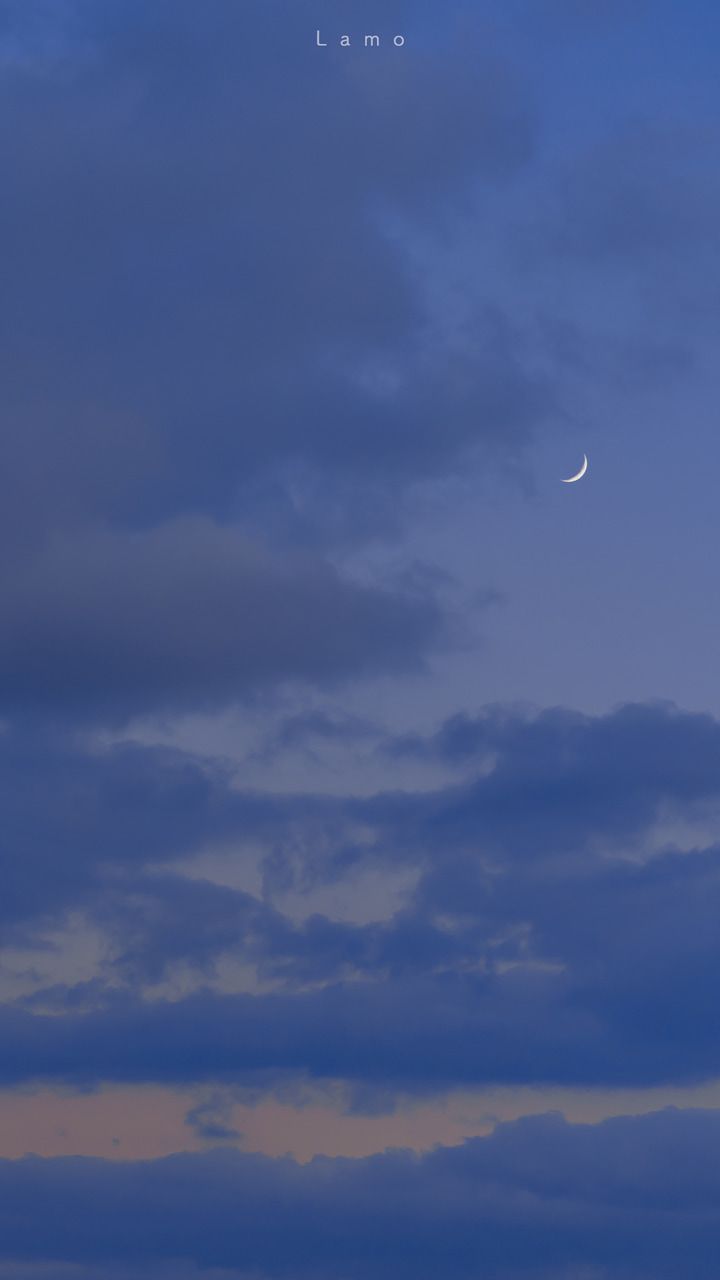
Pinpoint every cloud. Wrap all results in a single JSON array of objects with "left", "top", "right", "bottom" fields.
[
  {"left": 0, "top": 944, "right": 714, "bottom": 1093},
  {"left": 0, "top": 1110, "right": 718, "bottom": 1277},
  {"left": 185, "top": 1092, "right": 243, "bottom": 1144},
  {"left": 0, "top": 520, "right": 444, "bottom": 719},
  {"left": 0, "top": 0, "right": 543, "bottom": 555},
  {"left": 0, "top": 727, "right": 248, "bottom": 933},
  {"left": 261, "top": 709, "right": 380, "bottom": 756},
  {"left": 378, "top": 701, "right": 720, "bottom": 860},
  {"left": 4, "top": 702, "right": 720, "bottom": 1094},
  {"left": 0, "top": 0, "right": 553, "bottom": 724}
]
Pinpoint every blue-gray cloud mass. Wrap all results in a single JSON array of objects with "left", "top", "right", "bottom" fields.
[
  {"left": 1, "top": 1111, "right": 720, "bottom": 1278},
  {"left": 2, "top": 703, "right": 720, "bottom": 1097}
]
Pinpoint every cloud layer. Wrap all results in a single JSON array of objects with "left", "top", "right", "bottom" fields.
[
  {"left": 0, "top": 521, "right": 444, "bottom": 717},
  {"left": 1, "top": 1110, "right": 719, "bottom": 1278},
  {"left": 1, "top": 702, "right": 719, "bottom": 1098}
]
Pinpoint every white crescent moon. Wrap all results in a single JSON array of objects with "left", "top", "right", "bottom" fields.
[{"left": 561, "top": 454, "right": 588, "bottom": 484}]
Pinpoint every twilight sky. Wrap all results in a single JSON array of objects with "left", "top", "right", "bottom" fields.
[{"left": 2, "top": 1, "right": 720, "bottom": 1276}]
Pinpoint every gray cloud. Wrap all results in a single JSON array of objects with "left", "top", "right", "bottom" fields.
[
  {"left": 0, "top": 0, "right": 543, "bottom": 554},
  {"left": 4, "top": 702, "right": 720, "bottom": 1095},
  {"left": 0, "top": 0, "right": 553, "bottom": 725},
  {"left": 0, "top": 1110, "right": 718, "bottom": 1277},
  {"left": 185, "top": 1092, "right": 243, "bottom": 1144},
  {"left": 0, "top": 520, "right": 444, "bottom": 718}
]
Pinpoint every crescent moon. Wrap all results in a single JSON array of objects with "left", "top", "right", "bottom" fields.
[{"left": 561, "top": 454, "right": 588, "bottom": 484}]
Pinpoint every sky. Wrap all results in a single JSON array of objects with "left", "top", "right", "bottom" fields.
[{"left": 1, "top": 0, "right": 720, "bottom": 1276}]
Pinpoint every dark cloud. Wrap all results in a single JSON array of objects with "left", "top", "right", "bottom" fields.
[
  {"left": 0, "top": 728, "right": 243, "bottom": 933},
  {"left": 1, "top": 935, "right": 716, "bottom": 1093},
  {"left": 0, "top": 1111, "right": 720, "bottom": 1277},
  {"left": 0, "top": 520, "right": 444, "bottom": 719},
  {"left": 0, "top": 0, "right": 541, "bottom": 549},
  {"left": 0, "top": 0, "right": 550, "bottom": 723},
  {"left": 3, "top": 702, "right": 720, "bottom": 1093},
  {"left": 0, "top": 720, "right": 354, "bottom": 943},
  {"left": 378, "top": 701, "right": 720, "bottom": 860}
]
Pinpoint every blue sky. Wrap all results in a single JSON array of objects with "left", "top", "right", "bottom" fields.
[{"left": 1, "top": 1, "right": 720, "bottom": 1276}]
